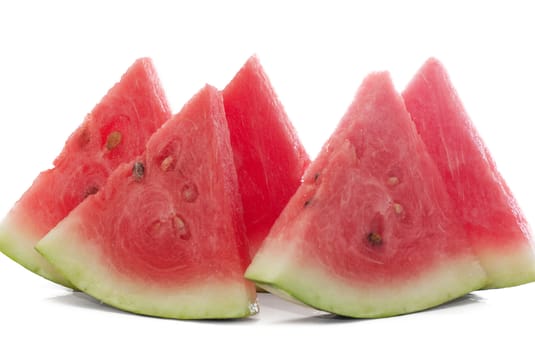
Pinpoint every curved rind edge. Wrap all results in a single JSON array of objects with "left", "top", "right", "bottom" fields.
[
  {"left": 245, "top": 251, "right": 488, "bottom": 318},
  {"left": 35, "top": 217, "right": 256, "bottom": 320},
  {"left": 0, "top": 217, "right": 74, "bottom": 288}
]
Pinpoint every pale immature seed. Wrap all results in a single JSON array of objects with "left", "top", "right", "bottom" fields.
[
  {"left": 182, "top": 183, "right": 198, "bottom": 202},
  {"left": 387, "top": 176, "right": 399, "bottom": 186},
  {"left": 160, "top": 156, "right": 175, "bottom": 172},
  {"left": 174, "top": 215, "right": 191, "bottom": 240},
  {"left": 106, "top": 131, "right": 122, "bottom": 150}
]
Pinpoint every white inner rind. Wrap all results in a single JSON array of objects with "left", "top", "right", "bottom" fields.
[
  {"left": 477, "top": 244, "right": 535, "bottom": 289},
  {"left": 245, "top": 241, "right": 488, "bottom": 318},
  {"left": 36, "top": 216, "right": 257, "bottom": 319},
  {"left": 0, "top": 215, "right": 73, "bottom": 287}
]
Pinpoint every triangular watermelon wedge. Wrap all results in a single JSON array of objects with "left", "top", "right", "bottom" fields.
[
  {"left": 245, "top": 72, "right": 487, "bottom": 318},
  {"left": 402, "top": 58, "right": 535, "bottom": 288},
  {"left": 0, "top": 58, "right": 171, "bottom": 287},
  {"left": 36, "top": 85, "right": 257, "bottom": 319},
  {"left": 222, "top": 56, "right": 310, "bottom": 258}
]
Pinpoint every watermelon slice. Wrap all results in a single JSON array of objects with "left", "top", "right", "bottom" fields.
[
  {"left": 245, "top": 72, "right": 487, "bottom": 318},
  {"left": 0, "top": 58, "right": 171, "bottom": 287},
  {"left": 222, "top": 56, "right": 310, "bottom": 258},
  {"left": 402, "top": 58, "right": 535, "bottom": 288},
  {"left": 36, "top": 85, "right": 258, "bottom": 319}
]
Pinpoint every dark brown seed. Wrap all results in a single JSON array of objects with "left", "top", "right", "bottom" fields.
[
  {"left": 78, "top": 124, "right": 91, "bottom": 148},
  {"left": 132, "top": 162, "right": 145, "bottom": 181},
  {"left": 83, "top": 186, "right": 99, "bottom": 199},
  {"left": 367, "top": 232, "right": 383, "bottom": 246},
  {"left": 304, "top": 199, "right": 312, "bottom": 207}
]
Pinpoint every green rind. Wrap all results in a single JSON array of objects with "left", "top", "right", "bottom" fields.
[
  {"left": 36, "top": 215, "right": 257, "bottom": 319},
  {"left": 245, "top": 245, "right": 487, "bottom": 318},
  {"left": 0, "top": 216, "right": 73, "bottom": 288}
]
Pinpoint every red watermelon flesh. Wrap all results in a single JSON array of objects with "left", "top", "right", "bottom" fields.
[
  {"left": 222, "top": 56, "right": 310, "bottom": 258},
  {"left": 0, "top": 58, "right": 171, "bottom": 287},
  {"left": 36, "top": 85, "right": 257, "bottom": 319},
  {"left": 402, "top": 58, "right": 535, "bottom": 288},
  {"left": 245, "top": 72, "right": 487, "bottom": 318}
]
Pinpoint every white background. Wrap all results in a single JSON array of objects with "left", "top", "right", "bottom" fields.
[{"left": 1, "top": 1, "right": 535, "bottom": 348}]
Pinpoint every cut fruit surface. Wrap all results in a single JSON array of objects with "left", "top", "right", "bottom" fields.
[
  {"left": 36, "top": 85, "right": 257, "bottom": 319},
  {"left": 402, "top": 58, "right": 535, "bottom": 288},
  {"left": 245, "top": 72, "right": 487, "bottom": 318},
  {"left": 222, "top": 56, "right": 310, "bottom": 258},
  {"left": 0, "top": 58, "right": 171, "bottom": 287}
]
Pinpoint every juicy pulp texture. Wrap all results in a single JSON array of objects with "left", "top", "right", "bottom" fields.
[
  {"left": 0, "top": 58, "right": 171, "bottom": 287},
  {"left": 402, "top": 58, "right": 535, "bottom": 288},
  {"left": 37, "top": 85, "right": 257, "bottom": 319},
  {"left": 245, "top": 72, "right": 487, "bottom": 317},
  {"left": 222, "top": 56, "right": 310, "bottom": 258}
]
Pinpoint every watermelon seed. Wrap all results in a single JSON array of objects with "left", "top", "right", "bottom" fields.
[
  {"left": 160, "top": 156, "right": 175, "bottom": 172},
  {"left": 314, "top": 173, "right": 320, "bottom": 182},
  {"left": 132, "top": 162, "right": 145, "bottom": 181},
  {"left": 83, "top": 186, "right": 99, "bottom": 199},
  {"left": 106, "top": 131, "right": 122, "bottom": 150},
  {"left": 367, "top": 232, "right": 383, "bottom": 246},
  {"left": 174, "top": 215, "right": 190, "bottom": 240},
  {"left": 78, "top": 124, "right": 91, "bottom": 147},
  {"left": 393, "top": 203, "right": 403, "bottom": 214},
  {"left": 182, "top": 183, "right": 198, "bottom": 202},
  {"left": 387, "top": 176, "right": 399, "bottom": 186},
  {"left": 149, "top": 221, "right": 161, "bottom": 236},
  {"left": 304, "top": 199, "right": 312, "bottom": 207}
]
